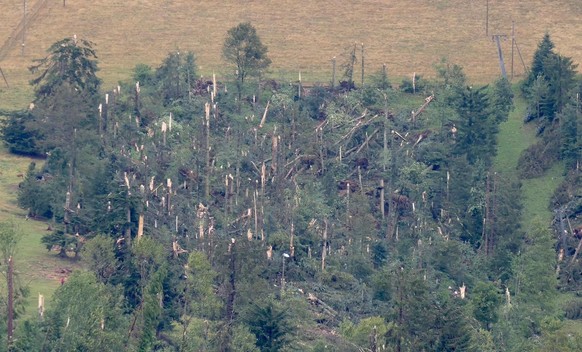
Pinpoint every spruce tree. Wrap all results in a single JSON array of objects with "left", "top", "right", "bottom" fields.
[{"left": 522, "top": 33, "right": 554, "bottom": 95}]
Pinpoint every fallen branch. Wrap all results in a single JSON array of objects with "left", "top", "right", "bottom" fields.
[{"left": 345, "top": 128, "right": 379, "bottom": 158}]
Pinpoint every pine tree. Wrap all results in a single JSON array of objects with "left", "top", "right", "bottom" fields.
[
  {"left": 522, "top": 33, "right": 554, "bottom": 95},
  {"left": 453, "top": 86, "right": 495, "bottom": 166},
  {"left": 560, "top": 103, "right": 580, "bottom": 171}
]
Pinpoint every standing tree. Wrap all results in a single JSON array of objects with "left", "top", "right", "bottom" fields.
[
  {"left": 155, "top": 50, "right": 197, "bottom": 105},
  {"left": 37, "top": 271, "right": 127, "bottom": 351},
  {"left": 29, "top": 36, "right": 101, "bottom": 101},
  {"left": 222, "top": 22, "right": 271, "bottom": 102},
  {"left": 0, "top": 220, "right": 20, "bottom": 350},
  {"left": 522, "top": 33, "right": 554, "bottom": 95},
  {"left": 2, "top": 36, "right": 101, "bottom": 156}
]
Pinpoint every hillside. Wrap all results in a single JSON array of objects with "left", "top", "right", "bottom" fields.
[
  {"left": 1, "top": 0, "right": 581, "bottom": 107},
  {"left": 0, "top": 2, "right": 581, "bottom": 350}
]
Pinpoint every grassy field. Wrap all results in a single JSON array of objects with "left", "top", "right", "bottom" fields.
[
  {"left": 1, "top": 0, "right": 582, "bottom": 108},
  {"left": 0, "top": 145, "right": 80, "bottom": 319},
  {"left": 494, "top": 90, "right": 564, "bottom": 228},
  {"left": 493, "top": 94, "right": 535, "bottom": 176}
]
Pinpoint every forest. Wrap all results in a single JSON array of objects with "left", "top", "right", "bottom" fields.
[{"left": 0, "top": 22, "right": 581, "bottom": 351}]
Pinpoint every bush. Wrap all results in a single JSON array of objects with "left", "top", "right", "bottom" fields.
[
  {"left": 320, "top": 270, "right": 357, "bottom": 290},
  {"left": 517, "top": 140, "right": 560, "bottom": 179},
  {"left": 564, "top": 300, "right": 582, "bottom": 320},
  {"left": 1, "top": 110, "right": 43, "bottom": 156},
  {"left": 399, "top": 75, "right": 425, "bottom": 93}
]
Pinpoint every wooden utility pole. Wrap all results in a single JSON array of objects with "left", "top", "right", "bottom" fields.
[
  {"left": 361, "top": 43, "right": 365, "bottom": 87},
  {"left": 22, "top": 0, "right": 26, "bottom": 56},
  {"left": 486, "top": 0, "right": 489, "bottom": 37},
  {"left": 511, "top": 21, "right": 515, "bottom": 79},
  {"left": 331, "top": 56, "right": 336, "bottom": 89},
  {"left": 492, "top": 34, "right": 508, "bottom": 78},
  {"left": 0, "top": 66, "right": 8, "bottom": 87},
  {"left": 514, "top": 36, "right": 528, "bottom": 74}
]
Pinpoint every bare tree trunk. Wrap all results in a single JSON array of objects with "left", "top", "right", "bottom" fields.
[
  {"left": 290, "top": 221, "right": 295, "bottom": 257},
  {"left": 125, "top": 206, "right": 132, "bottom": 247},
  {"left": 223, "top": 240, "right": 237, "bottom": 351},
  {"left": 369, "top": 325, "right": 377, "bottom": 352},
  {"left": 361, "top": 43, "right": 365, "bottom": 87},
  {"left": 380, "top": 179, "right": 385, "bottom": 220},
  {"left": 7, "top": 256, "right": 14, "bottom": 349},
  {"left": 483, "top": 172, "right": 490, "bottom": 255},
  {"left": 569, "top": 237, "right": 582, "bottom": 267},
  {"left": 137, "top": 214, "right": 144, "bottom": 241},
  {"left": 321, "top": 220, "right": 328, "bottom": 271},
  {"left": 205, "top": 103, "right": 211, "bottom": 201},
  {"left": 271, "top": 133, "right": 278, "bottom": 177},
  {"left": 318, "top": 128, "right": 325, "bottom": 174}
]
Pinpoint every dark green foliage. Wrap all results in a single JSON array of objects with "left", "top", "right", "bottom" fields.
[
  {"left": 471, "top": 281, "right": 501, "bottom": 329},
  {"left": 485, "top": 175, "right": 524, "bottom": 282},
  {"left": 18, "top": 162, "right": 55, "bottom": 219},
  {"left": 29, "top": 37, "right": 101, "bottom": 101},
  {"left": 490, "top": 77, "right": 514, "bottom": 124},
  {"left": 83, "top": 235, "right": 118, "bottom": 284},
  {"left": 36, "top": 271, "right": 127, "bottom": 351},
  {"left": 517, "top": 137, "right": 560, "bottom": 178},
  {"left": 41, "top": 230, "right": 76, "bottom": 258},
  {"left": 245, "top": 300, "right": 295, "bottom": 352},
  {"left": 542, "top": 53, "right": 578, "bottom": 118},
  {"left": 510, "top": 224, "right": 559, "bottom": 340},
  {"left": 564, "top": 300, "right": 582, "bottom": 320},
  {"left": 523, "top": 33, "right": 555, "bottom": 95},
  {"left": 12, "top": 320, "right": 44, "bottom": 352},
  {"left": 2, "top": 36, "right": 101, "bottom": 157},
  {"left": 0, "top": 110, "right": 42, "bottom": 156},
  {"left": 522, "top": 33, "right": 578, "bottom": 148},
  {"left": 399, "top": 75, "right": 425, "bottom": 93},
  {"left": 526, "top": 75, "right": 552, "bottom": 123},
  {"left": 434, "top": 300, "right": 472, "bottom": 352},
  {"left": 559, "top": 103, "right": 581, "bottom": 171},
  {"left": 7, "top": 32, "right": 580, "bottom": 351},
  {"left": 384, "top": 265, "right": 443, "bottom": 351},
  {"left": 155, "top": 51, "right": 197, "bottom": 105},
  {"left": 369, "top": 66, "right": 391, "bottom": 90},
  {"left": 452, "top": 86, "right": 496, "bottom": 166}
]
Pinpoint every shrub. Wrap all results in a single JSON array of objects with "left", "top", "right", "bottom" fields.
[{"left": 517, "top": 140, "right": 560, "bottom": 179}]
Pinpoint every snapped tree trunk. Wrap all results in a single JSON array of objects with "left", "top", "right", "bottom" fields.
[{"left": 7, "top": 256, "right": 14, "bottom": 349}]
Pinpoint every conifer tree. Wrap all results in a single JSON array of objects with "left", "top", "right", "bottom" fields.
[{"left": 523, "top": 33, "right": 554, "bottom": 94}]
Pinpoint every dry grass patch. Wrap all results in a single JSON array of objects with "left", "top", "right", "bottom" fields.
[{"left": 0, "top": 0, "right": 580, "bottom": 100}]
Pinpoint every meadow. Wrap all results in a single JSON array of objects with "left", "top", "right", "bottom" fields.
[{"left": 0, "top": 0, "right": 581, "bottom": 108}]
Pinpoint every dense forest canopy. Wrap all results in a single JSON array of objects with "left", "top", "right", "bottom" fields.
[{"left": 1, "top": 25, "right": 581, "bottom": 351}]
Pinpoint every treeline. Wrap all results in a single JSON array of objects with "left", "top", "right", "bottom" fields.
[{"left": 0, "top": 25, "right": 581, "bottom": 351}]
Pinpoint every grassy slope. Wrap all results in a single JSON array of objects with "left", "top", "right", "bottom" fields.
[
  {"left": 494, "top": 92, "right": 564, "bottom": 227},
  {"left": 0, "top": 0, "right": 577, "bottom": 325},
  {"left": 1, "top": 0, "right": 582, "bottom": 109},
  {"left": 494, "top": 89, "right": 581, "bottom": 338},
  {"left": 0, "top": 145, "right": 80, "bottom": 319}
]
